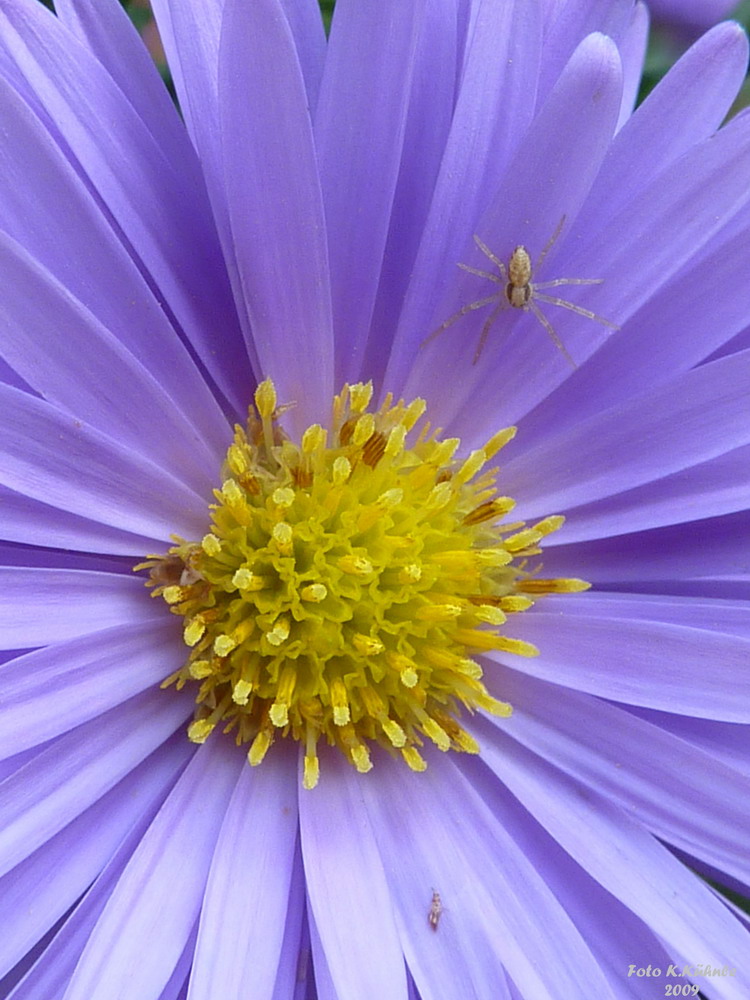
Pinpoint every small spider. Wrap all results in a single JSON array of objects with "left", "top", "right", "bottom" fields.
[{"left": 423, "top": 218, "right": 618, "bottom": 366}]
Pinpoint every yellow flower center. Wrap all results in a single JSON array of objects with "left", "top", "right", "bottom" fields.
[{"left": 138, "top": 380, "right": 588, "bottom": 789}]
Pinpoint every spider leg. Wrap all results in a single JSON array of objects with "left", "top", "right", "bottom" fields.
[
  {"left": 533, "top": 277, "right": 603, "bottom": 290},
  {"left": 458, "top": 261, "right": 504, "bottom": 284},
  {"left": 421, "top": 294, "right": 503, "bottom": 349},
  {"left": 472, "top": 299, "right": 508, "bottom": 365},
  {"left": 527, "top": 299, "right": 577, "bottom": 369},
  {"left": 472, "top": 234, "right": 508, "bottom": 278},
  {"left": 536, "top": 214, "right": 567, "bottom": 271},
  {"left": 534, "top": 292, "right": 620, "bottom": 329}
]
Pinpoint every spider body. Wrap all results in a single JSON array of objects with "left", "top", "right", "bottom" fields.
[
  {"left": 506, "top": 245, "right": 533, "bottom": 307},
  {"left": 423, "top": 220, "right": 618, "bottom": 366}
]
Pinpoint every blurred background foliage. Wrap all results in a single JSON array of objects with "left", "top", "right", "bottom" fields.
[{"left": 37, "top": 0, "right": 750, "bottom": 926}]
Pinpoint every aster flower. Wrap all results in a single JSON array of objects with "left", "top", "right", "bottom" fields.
[{"left": 1, "top": 0, "right": 750, "bottom": 998}]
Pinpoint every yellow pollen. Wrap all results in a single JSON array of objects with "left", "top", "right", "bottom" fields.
[
  {"left": 184, "top": 618, "right": 206, "bottom": 647},
  {"left": 233, "top": 679, "right": 252, "bottom": 704},
  {"left": 423, "top": 718, "right": 451, "bottom": 751},
  {"left": 401, "top": 746, "right": 427, "bottom": 772},
  {"left": 352, "top": 412, "right": 375, "bottom": 446},
  {"left": 352, "top": 633, "right": 385, "bottom": 655},
  {"left": 187, "top": 718, "right": 214, "bottom": 744},
  {"left": 271, "top": 522, "right": 294, "bottom": 552},
  {"left": 504, "top": 527, "right": 543, "bottom": 551},
  {"left": 303, "top": 755, "right": 320, "bottom": 790},
  {"left": 189, "top": 659, "right": 212, "bottom": 679},
  {"left": 248, "top": 729, "right": 272, "bottom": 766},
  {"left": 265, "top": 617, "right": 290, "bottom": 647},
  {"left": 201, "top": 533, "right": 222, "bottom": 556},
  {"left": 221, "top": 478, "right": 243, "bottom": 505},
  {"left": 351, "top": 743, "right": 373, "bottom": 773},
  {"left": 349, "top": 382, "right": 373, "bottom": 412},
  {"left": 301, "top": 583, "right": 328, "bottom": 602},
  {"left": 399, "top": 563, "right": 422, "bottom": 583},
  {"left": 272, "top": 486, "right": 295, "bottom": 508},
  {"left": 162, "top": 585, "right": 183, "bottom": 605},
  {"left": 140, "top": 380, "right": 585, "bottom": 788},
  {"left": 332, "top": 455, "right": 351, "bottom": 483},
  {"left": 499, "top": 595, "right": 535, "bottom": 612},
  {"left": 338, "top": 555, "right": 373, "bottom": 576},
  {"left": 213, "top": 634, "right": 237, "bottom": 657},
  {"left": 254, "top": 378, "right": 277, "bottom": 417},
  {"left": 474, "top": 604, "right": 507, "bottom": 626}
]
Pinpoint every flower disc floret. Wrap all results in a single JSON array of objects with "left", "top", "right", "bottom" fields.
[{"left": 140, "top": 380, "right": 587, "bottom": 788}]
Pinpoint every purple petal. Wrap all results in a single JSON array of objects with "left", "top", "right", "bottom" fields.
[
  {"left": 0, "top": 485, "right": 158, "bottom": 557},
  {"left": 0, "top": 543, "right": 131, "bottom": 573},
  {"left": 0, "top": 0, "right": 251, "bottom": 413},
  {"left": 457, "top": 757, "right": 674, "bottom": 1000},
  {"left": 632, "top": 709, "right": 750, "bottom": 773},
  {"left": 146, "top": 0, "right": 222, "bottom": 177},
  {"left": 615, "top": 2, "right": 649, "bottom": 129},
  {"left": 494, "top": 607, "right": 750, "bottom": 720},
  {"left": 0, "top": 75, "right": 232, "bottom": 456},
  {"left": 558, "top": 443, "right": 750, "bottom": 543},
  {"left": 0, "top": 232, "right": 224, "bottom": 495},
  {"left": 453, "top": 83, "right": 750, "bottom": 446},
  {"left": 147, "top": 0, "right": 260, "bottom": 383},
  {"left": 0, "top": 568, "right": 149, "bottom": 647},
  {"left": 537, "top": 0, "right": 633, "bottom": 103},
  {"left": 405, "top": 32, "right": 623, "bottom": 428},
  {"left": 513, "top": 220, "right": 750, "bottom": 454},
  {"left": 219, "top": 0, "right": 334, "bottom": 429},
  {"left": 268, "top": 847, "right": 308, "bottom": 1000},
  {"left": 384, "top": 0, "right": 542, "bottom": 392},
  {"left": 361, "top": 0, "right": 462, "bottom": 388},
  {"left": 16, "top": 550, "right": 116, "bottom": 575},
  {"left": 307, "top": 912, "right": 338, "bottom": 1000},
  {"left": 501, "top": 350, "right": 750, "bottom": 517},
  {"left": 54, "top": 0, "right": 201, "bottom": 181},
  {"left": 0, "top": 385, "right": 210, "bottom": 543},
  {"left": 545, "top": 590, "right": 750, "bottom": 637},
  {"left": 0, "top": 621, "right": 186, "bottom": 758},
  {"left": 477, "top": 722, "right": 750, "bottom": 980},
  {"left": 299, "top": 754, "right": 408, "bottom": 1000},
  {"left": 314, "top": 0, "right": 427, "bottom": 385},
  {"left": 157, "top": 934, "right": 195, "bottom": 1000},
  {"left": 556, "top": 107, "right": 750, "bottom": 347},
  {"left": 0, "top": 687, "right": 192, "bottom": 875},
  {"left": 0, "top": 745, "right": 50, "bottom": 786},
  {"left": 63, "top": 735, "right": 242, "bottom": 1000},
  {"left": 188, "top": 745, "right": 299, "bottom": 1000},
  {"left": 279, "top": 0, "right": 326, "bottom": 111},
  {"left": 543, "top": 510, "right": 750, "bottom": 587},
  {"left": 6, "top": 733, "right": 193, "bottom": 1000},
  {"left": 482, "top": 678, "right": 750, "bottom": 886},
  {"left": 0, "top": 732, "right": 189, "bottom": 980},
  {"left": 578, "top": 22, "right": 749, "bottom": 245},
  {"left": 359, "top": 750, "right": 618, "bottom": 999}
]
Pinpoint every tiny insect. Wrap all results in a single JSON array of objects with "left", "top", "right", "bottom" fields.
[
  {"left": 423, "top": 217, "right": 618, "bottom": 366},
  {"left": 428, "top": 890, "right": 443, "bottom": 931},
  {"left": 147, "top": 550, "right": 203, "bottom": 589}
]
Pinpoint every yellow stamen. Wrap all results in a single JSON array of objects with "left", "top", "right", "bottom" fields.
[
  {"left": 519, "top": 577, "right": 591, "bottom": 594},
  {"left": 140, "top": 381, "right": 585, "bottom": 788}
]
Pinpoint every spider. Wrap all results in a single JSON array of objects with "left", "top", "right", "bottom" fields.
[{"left": 423, "top": 219, "right": 618, "bottom": 366}]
